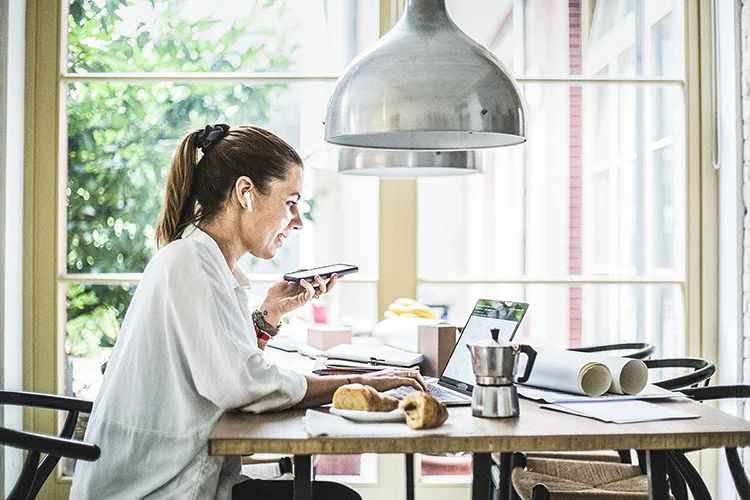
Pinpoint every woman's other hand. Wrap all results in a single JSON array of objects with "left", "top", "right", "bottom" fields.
[
  {"left": 356, "top": 368, "right": 427, "bottom": 393},
  {"left": 296, "top": 368, "right": 426, "bottom": 409},
  {"left": 260, "top": 273, "right": 339, "bottom": 324}
]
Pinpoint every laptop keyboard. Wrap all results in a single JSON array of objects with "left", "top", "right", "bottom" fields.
[{"left": 393, "top": 384, "right": 471, "bottom": 402}]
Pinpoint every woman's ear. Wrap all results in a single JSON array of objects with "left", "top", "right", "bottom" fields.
[{"left": 234, "top": 176, "right": 254, "bottom": 212}]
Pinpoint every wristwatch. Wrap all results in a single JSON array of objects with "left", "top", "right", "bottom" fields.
[{"left": 252, "top": 309, "right": 282, "bottom": 338}]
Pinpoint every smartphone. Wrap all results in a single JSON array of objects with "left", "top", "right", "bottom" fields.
[{"left": 283, "top": 263, "right": 359, "bottom": 283}]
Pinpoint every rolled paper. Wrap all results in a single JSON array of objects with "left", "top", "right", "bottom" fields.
[
  {"left": 517, "top": 348, "right": 649, "bottom": 397},
  {"left": 605, "top": 357, "right": 648, "bottom": 395}
]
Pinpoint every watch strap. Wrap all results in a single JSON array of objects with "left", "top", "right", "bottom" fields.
[{"left": 252, "top": 309, "right": 281, "bottom": 337}]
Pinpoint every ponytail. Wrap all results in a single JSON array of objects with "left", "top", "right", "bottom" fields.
[{"left": 155, "top": 131, "right": 200, "bottom": 248}]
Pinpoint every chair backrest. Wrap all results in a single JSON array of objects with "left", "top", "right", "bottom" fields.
[
  {"left": 634, "top": 356, "right": 715, "bottom": 494},
  {"left": 644, "top": 357, "right": 716, "bottom": 390},
  {"left": 679, "top": 384, "right": 750, "bottom": 500},
  {"left": 568, "top": 342, "right": 655, "bottom": 360},
  {"left": 0, "top": 391, "right": 99, "bottom": 500}
]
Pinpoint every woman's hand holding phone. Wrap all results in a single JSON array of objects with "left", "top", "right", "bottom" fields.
[
  {"left": 259, "top": 264, "right": 355, "bottom": 326},
  {"left": 259, "top": 272, "right": 339, "bottom": 326}
]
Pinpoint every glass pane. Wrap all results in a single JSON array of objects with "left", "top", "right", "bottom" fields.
[
  {"left": 419, "top": 453, "right": 471, "bottom": 481},
  {"left": 315, "top": 455, "right": 362, "bottom": 477},
  {"left": 315, "top": 454, "right": 377, "bottom": 484},
  {"left": 300, "top": 170, "right": 379, "bottom": 278},
  {"left": 65, "top": 283, "right": 137, "bottom": 399},
  {"left": 67, "top": 0, "right": 379, "bottom": 74},
  {"left": 446, "top": 0, "right": 684, "bottom": 78},
  {"left": 417, "top": 283, "right": 685, "bottom": 357},
  {"left": 66, "top": 81, "right": 377, "bottom": 276},
  {"left": 417, "top": 84, "right": 685, "bottom": 279}
]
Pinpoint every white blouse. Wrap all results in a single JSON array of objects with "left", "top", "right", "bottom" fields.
[{"left": 70, "top": 226, "right": 307, "bottom": 500}]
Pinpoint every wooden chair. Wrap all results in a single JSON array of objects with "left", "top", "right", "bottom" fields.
[
  {"left": 678, "top": 384, "right": 750, "bottom": 500},
  {"left": 568, "top": 342, "right": 655, "bottom": 360},
  {"left": 645, "top": 357, "right": 716, "bottom": 391},
  {"left": 0, "top": 390, "right": 99, "bottom": 500},
  {"left": 506, "top": 357, "right": 716, "bottom": 500},
  {"left": 509, "top": 452, "right": 670, "bottom": 500}
]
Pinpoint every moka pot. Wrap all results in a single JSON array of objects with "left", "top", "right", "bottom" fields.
[{"left": 466, "top": 328, "right": 537, "bottom": 418}]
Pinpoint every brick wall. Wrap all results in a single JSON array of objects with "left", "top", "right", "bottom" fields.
[{"left": 569, "top": 0, "right": 583, "bottom": 346}]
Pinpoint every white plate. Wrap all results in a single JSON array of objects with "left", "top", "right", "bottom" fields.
[{"left": 329, "top": 407, "right": 405, "bottom": 423}]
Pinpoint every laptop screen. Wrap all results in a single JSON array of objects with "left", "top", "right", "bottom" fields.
[{"left": 440, "top": 299, "right": 529, "bottom": 391}]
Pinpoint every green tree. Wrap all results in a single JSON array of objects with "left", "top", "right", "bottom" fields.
[{"left": 65, "top": 0, "right": 298, "bottom": 357}]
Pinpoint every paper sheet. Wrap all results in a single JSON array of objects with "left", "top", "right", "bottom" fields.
[
  {"left": 541, "top": 399, "right": 699, "bottom": 424},
  {"left": 518, "top": 384, "right": 686, "bottom": 404},
  {"left": 518, "top": 348, "right": 648, "bottom": 397},
  {"left": 303, "top": 409, "right": 454, "bottom": 437}
]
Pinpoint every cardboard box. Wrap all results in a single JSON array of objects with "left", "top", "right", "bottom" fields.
[
  {"left": 418, "top": 324, "right": 457, "bottom": 377},
  {"left": 307, "top": 325, "right": 353, "bottom": 351}
]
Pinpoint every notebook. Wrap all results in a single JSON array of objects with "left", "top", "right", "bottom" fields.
[
  {"left": 392, "top": 299, "right": 529, "bottom": 406},
  {"left": 323, "top": 344, "right": 424, "bottom": 368}
]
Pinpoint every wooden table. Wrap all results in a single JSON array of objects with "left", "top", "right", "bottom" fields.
[{"left": 210, "top": 397, "right": 750, "bottom": 500}]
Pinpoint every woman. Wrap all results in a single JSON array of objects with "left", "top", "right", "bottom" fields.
[{"left": 71, "top": 124, "right": 426, "bottom": 500}]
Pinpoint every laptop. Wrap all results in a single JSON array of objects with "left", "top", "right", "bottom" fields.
[{"left": 393, "top": 299, "right": 529, "bottom": 406}]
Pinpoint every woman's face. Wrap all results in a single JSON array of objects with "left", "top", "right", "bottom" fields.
[{"left": 245, "top": 165, "right": 304, "bottom": 259}]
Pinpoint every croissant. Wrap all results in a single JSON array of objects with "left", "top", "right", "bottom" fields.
[
  {"left": 399, "top": 392, "right": 449, "bottom": 429},
  {"left": 332, "top": 384, "right": 399, "bottom": 412}
]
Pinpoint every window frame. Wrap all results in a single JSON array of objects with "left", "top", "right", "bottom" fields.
[{"left": 23, "top": 0, "right": 717, "bottom": 495}]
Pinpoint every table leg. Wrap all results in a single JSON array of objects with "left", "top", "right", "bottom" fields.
[
  {"left": 293, "top": 455, "right": 313, "bottom": 500},
  {"left": 646, "top": 450, "right": 670, "bottom": 500},
  {"left": 472, "top": 452, "right": 492, "bottom": 500},
  {"left": 406, "top": 454, "right": 415, "bottom": 500},
  {"left": 497, "top": 453, "right": 513, "bottom": 500}
]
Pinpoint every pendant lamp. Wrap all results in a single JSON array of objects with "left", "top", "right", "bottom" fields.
[
  {"left": 338, "top": 148, "right": 482, "bottom": 178},
  {"left": 324, "top": 0, "right": 527, "bottom": 151}
]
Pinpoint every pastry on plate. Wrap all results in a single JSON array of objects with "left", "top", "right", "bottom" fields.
[
  {"left": 332, "top": 383, "right": 399, "bottom": 412},
  {"left": 399, "top": 392, "right": 448, "bottom": 429}
]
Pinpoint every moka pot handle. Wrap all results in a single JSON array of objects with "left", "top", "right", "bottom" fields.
[{"left": 515, "top": 345, "right": 537, "bottom": 384}]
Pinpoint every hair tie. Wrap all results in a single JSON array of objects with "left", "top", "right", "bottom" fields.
[{"left": 195, "top": 124, "right": 230, "bottom": 153}]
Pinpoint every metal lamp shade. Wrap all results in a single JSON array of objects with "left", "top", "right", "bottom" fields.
[
  {"left": 324, "top": 0, "right": 527, "bottom": 151},
  {"left": 338, "top": 148, "right": 482, "bottom": 178}
]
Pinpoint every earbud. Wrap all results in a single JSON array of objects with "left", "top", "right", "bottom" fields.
[{"left": 243, "top": 191, "right": 253, "bottom": 213}]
